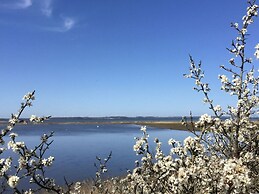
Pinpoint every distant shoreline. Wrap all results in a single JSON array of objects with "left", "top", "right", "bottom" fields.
[
  {"left": 0, "top": 120, "right": 194, "bottom": 131},
  {"left": 48, "top": 121, "right": 190, "bottom": 130}
]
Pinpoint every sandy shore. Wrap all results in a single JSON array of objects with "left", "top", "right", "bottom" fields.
[
  {"left": 40, "top": 121, "right": 189, "bottom": 130},
  {"left": 130, "top": 121, "right": 194, "bottom": 131},
  {"left": 46, "top": 121, "right": 194, "bottom": 131}
]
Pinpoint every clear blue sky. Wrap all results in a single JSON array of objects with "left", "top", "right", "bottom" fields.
[{"left": 0, "top": 0, "right": 258, "bottom": 118}]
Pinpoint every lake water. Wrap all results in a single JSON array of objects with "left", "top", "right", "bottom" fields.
[{"left": 1, "top": 121, "right": 191, "bottom": 188}]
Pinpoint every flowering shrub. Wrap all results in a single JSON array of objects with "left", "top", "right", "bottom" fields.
[
  {"left": 0, "top": 91, "right": 81, "bottom": 193},
  {"left": 1, "top": 1, "right": 259, "bottom": 193},
  {"left": 97, "top": 1, "right": 259, "bottom": 193}
]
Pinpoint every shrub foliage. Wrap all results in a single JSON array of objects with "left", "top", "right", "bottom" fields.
[{"left": 0, "top": 1, "right": 259, "bottom": 193}]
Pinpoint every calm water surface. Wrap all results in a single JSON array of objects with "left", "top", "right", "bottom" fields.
[{"left": 2, "top": 123, "right": 191, "bottom": 187}]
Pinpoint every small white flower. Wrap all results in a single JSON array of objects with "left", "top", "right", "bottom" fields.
[
  {"left": 133, "top": 139, "right": 145, "bottom": 152},
  {"left": 24, "top": 189, "right": 33, "bottom": 194},
  {"left": 214, "top": 105, "right": 222, "bottom": 112},
  {"left": 140, "top": 126, "right": 146, "bottom": 132},
  {"left": 168, "top": 138, "right": 176, "bottom": 145},
  {"left": 29, "top": 159, "right": 36, "bottom": 166},
  {"left": 9, "top": 133, "right": 18, "bottom": 139},
  {"left": 198, "top": 114, "right": 212, "bottom": 124},
  {"left": 219, "top": 75, "right": 228, "bottom": 83},
  {"left": 18, "top": 156, "right": 27, "bottom": 169},
  {"left": 195, "top": 80, "right": 201, "bottom": 86},
  {"left": 9, "top": 118, "right": 18, "bottom": 125},
  {"left": 236, "top": 36, "right": 242, "bottom": 41},
  {"left": 237, "top": 45, "right": 244, "bottom": 51},
  {"left": 41, "top": 156, "right": 54, "bottom": 166},
  {"left": 233, "top": 23, "right": 239, "bottom": 28},
  {"left": 255, "top": 44, "right": 259, "bottom": 59},
  {"left": 177, "top": 167, "right": 188, "bottom": 182},
  {"left": 224, "top": 119, "right": 233, "bottom": 128},
  {"left": 23, "top": 92, "right": 35, "bottom": 100},
  {"left": 30, "top": 115, "right": 37, "bottom": 122},
  {"left": 42, "top": 159, "right": 48, "bottom": 166},
  {"left": 241, "top": 28, "right": 247, "bottom": 34},
  {"left": 48, "top": 156, "right": 54, "bottom": 164},
  {"left": 229, "top": 58, "right": 235, "bottom": 64},
  {"left": 8, "top": 176, "right": 19, "bottom": 188},
  {"left": 74, "top": 182, "right": 81, "bottom": 192}
]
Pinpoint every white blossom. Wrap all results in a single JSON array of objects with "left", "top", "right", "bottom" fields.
[
  {"left": 255, "top": 43, "right": 259, "bottom": 59},
  {"left": 241, "top": 28, "right": 247, "bottom": 34},
  {"left": 41, "top": 156, "right": 55, "bottom": 166},
  {"left": 9, "top": 133, "right": 18, "bottom": 139},
  {"left": 23, "top": 92, "right": 35, "bottom": 100},
  {"left": 8, "top": 176, "right": 19, "bottom": 188},
  {"left": 219, "top": 75, "right": 228, "bottom": 83},
  {"left": 213, "top": 105, "right": 222, "bottom": 112},
  {"left": 195, "top": 114, "right": 212, "bottom": 126},
  {"left": 73, "top": 182, "right": 81, "bottom": 193},
  {"left": 30, "top": 115, "right": 37, "bottom": 122},
  {"left": 233, "top": 23, "right": 239, "bottom": 28},
  {"left": 24, "top": 189, "right": 33, "bottom": 194},
  {"left": 140, "top": 126, "right": 146, "bottom": 132}
]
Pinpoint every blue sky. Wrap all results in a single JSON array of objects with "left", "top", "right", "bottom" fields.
[{"left": 0, "top": 0, "right": 258, "bottom": 117}]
